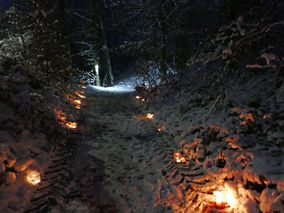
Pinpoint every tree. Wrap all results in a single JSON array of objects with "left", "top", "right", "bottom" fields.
[
  {"left": 66, "top": 0, "right": 114, "bottom": 86},
  {"left": 91, "top": 0, "right": 114, "bottom": 86}
]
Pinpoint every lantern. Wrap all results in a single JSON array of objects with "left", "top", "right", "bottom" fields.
[{"left": 26, "top": 170, "right": 41, "bottom": 185}]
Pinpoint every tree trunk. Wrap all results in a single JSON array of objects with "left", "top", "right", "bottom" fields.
[
  {"left": 92, "top": 0, "right": 114, "bottom": 86},
  {"left": 158, "top": 0, "right": 168, "bottom": 81}
]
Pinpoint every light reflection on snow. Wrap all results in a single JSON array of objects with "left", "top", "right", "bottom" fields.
[
  {"left": 90, "top": 84, "right": 135, "bottom": 93},
  {"left": 90, "top": 76, "right": 136, "bottom": 93}
]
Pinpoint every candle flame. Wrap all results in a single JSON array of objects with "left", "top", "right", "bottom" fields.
[
  {"left": 66, "top": 122, "right": 77, "bottom": 129},
  {"left": 26, "top": 170, "right": 41, "bottom": 185}
]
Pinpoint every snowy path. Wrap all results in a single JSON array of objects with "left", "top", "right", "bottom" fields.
[
  {"left": 24, "top": 84, "right": 284, "bottom": 213},
  {"left": 81, "top": 91, "right": 175, "bottom": 212},
  {"left": 24, "top": 89, "right": 180, "bottom": 213}
]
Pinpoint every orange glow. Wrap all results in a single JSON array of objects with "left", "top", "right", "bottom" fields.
[
  {"left": 263, "top": 114, "right": 271, "bottom": 119},
  {"left": 207, "top": 125, "right": 229, "bottom": 136},
  {"left": 240, "top": 113, "right": 254, "bottom": 127},
  {"left": 82, "top": 86, "right": 87, "bottom": 89},
  {"left": 66, "top": 94, "right": 77, "bottom": 100},
  {"left": 146, "top": 113, "right": 154, "bottom": 120},
  {"left": 66, "top": 122, "right": 77, "bottom": 129},
  {"left": 226, "top": 136, "right": 240, "bottom": 143},
  {"left": 26, "top": 170, "right": 41, "bottom": 185},
  {"left": 136, "top": 96, "right": 141, "bottom": 99},
  {"left": 157, "top": 126, "right": 166, "bottom": 132},
  {"left": 141, "top": 98, "right": 148, "bottom": 103},
  {"left": 214, "top": 185, "right": 237, "bottom": 209},
  {"left": 134, "top": 113, "right": 154, "bottom": 121},
  {"left": 55, "top": 110, "right": 66, "bottom": 122},
  {"left": 231, "top": 108, "right": 248, "bottom": 114},
  {"left": 173, "top": 152, "right": 187, "bottom": 164},
  {"left": 74, "top": 91, "right": 86, "bottom": 99},
  {"left": 75, "top": 105, "right": 81, "bottom": 109},
  {"left": 73, "top": 99, "right": 81, "bottom": 105}
]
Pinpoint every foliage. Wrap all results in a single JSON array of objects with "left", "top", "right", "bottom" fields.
[{"left": 0, "top": 0, "right": 73, "bottom": 86}]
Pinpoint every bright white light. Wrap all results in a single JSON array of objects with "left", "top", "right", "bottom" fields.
[
  {"left": 90, "top": 75, "right": 136, "bottom": 93},
  {"left": 95, "top": 64, "right": 99, "bottom": 74},
  {"left": 90, "top": 85, "right": 134, "bottom": 93},
  {"left": 214, "top": 184, "right": 238, "bottom": 208}
]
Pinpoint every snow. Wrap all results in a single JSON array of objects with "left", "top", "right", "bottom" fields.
[{"left": 90, "top": 84, "right": 134, "bottom": 93}]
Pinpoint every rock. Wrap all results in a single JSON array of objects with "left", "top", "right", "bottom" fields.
[{"left": 5, "top": 171, "right": 16, "bottom": 185}]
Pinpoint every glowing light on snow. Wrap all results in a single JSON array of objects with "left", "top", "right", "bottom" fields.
[
  {"left": 240, "top": 113, "right": 254, "bottom": 126},
  {"left": 65, "top": 122, "right": 77, "bottom": 129},
  {"left": 263, "top": 114, "right": 271, "bottom": 119},
  {"left": 141, "top": 98, "right": 148, "bottom": 103},
  {"left": 173, "top": 152, "right": 187, "bottom": 164},
  {"left": 157, "top": 126, "right": 166, "bottom": 132},
  {"left": 214, "top": 185, "right": 237, "bottom": 209},
  {"left": 26, "top": 170, "right": 41, "bottom": 185},
  {"left": 146, "top": 113, "right": 154, "bottom": 120},
  {"left": 90, "top": 85, "right": 134, "bottom": 93},
  {"left": 55, "top": 110, "right": 67, "bottom": 123},
  {"left": 73, "top": 99, "right": 81, "bottom": 105},
  {"left": 74, "top": 91, "right": 86, "bottom": 99}
]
